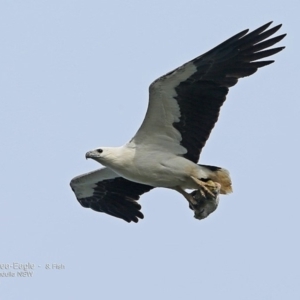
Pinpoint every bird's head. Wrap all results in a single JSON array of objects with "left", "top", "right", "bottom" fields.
[
  {"left": 85, "top": 147, "right": 111, "bottom": 163},
  {"left": 85, "top": 147, "right": 124, "bottom": 167}
]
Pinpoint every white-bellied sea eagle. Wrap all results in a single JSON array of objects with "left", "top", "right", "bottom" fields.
[{"left": 70, "top": 22, "right": 285, "bottom": 223}]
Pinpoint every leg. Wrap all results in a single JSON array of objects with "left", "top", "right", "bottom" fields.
[{"left": 173, "top": 186, "right": 198, "bottom": 206}]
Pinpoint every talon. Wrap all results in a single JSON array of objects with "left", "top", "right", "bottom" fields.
[{"left": 190, "top": 176, "right": 216, "bottom": 197}]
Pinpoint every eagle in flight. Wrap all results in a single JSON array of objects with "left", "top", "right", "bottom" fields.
[{"left": 70, "top": 22, "right": 285, "bottom": 223}]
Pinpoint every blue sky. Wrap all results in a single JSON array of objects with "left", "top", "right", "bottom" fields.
[{"left": 1, "top": 1, "right": 299, "bottom": 299}]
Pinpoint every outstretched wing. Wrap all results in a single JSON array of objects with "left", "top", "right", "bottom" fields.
[
  {"left": 70, "top": 168, "right": 154, "bottom": 223},
  {"left": 130, "top": 22, "right": 285, "bottom": 162}
]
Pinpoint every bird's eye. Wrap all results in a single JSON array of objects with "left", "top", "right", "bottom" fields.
[{"left": 97, "top": 149, "right": 103, "bottom": 153}]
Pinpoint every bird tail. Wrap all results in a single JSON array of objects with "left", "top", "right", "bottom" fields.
[{"left": 198, "top": 164, "right": 233, "bottom": 194}]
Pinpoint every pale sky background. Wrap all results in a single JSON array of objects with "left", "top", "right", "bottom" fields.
[{"left": 1, "top": 1, "right": 299, "bottom": 299}]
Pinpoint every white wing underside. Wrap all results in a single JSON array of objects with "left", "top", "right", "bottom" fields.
[
  {"left": 70, "top": 167, "right": 119, "bottom": 198},
  {"left": 129, "top": 61, "right": 198, "bottom": 155}
]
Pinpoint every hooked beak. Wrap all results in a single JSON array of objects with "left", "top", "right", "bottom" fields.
[{"left": 85, "top": 151, "right": 97, "bottom": 160}]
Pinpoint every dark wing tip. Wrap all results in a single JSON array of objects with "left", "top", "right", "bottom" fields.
[
  {"left": 254, "top": 21, "right": 274, "bottom": 32},
  {"left": 170, "top": 21, "right": 285, "bottom": 163},
  {"left": 129, "top": 211, "right": 144, "bottom": 223}
]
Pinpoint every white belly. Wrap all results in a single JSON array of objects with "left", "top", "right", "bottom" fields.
[{"left": 109, "top": 154, "right": 204, "bottom": 189}]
